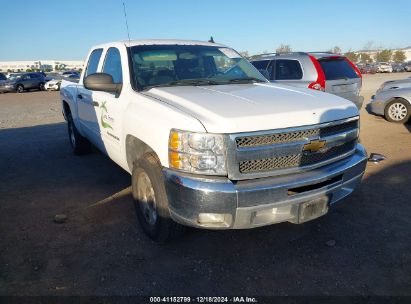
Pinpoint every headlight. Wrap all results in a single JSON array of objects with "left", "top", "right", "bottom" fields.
[{"left": 168, "top": 129, "right": 226, "bottom": 175}]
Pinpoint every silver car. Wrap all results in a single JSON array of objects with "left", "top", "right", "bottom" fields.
[
  {"left": 369, "top": 87, "right": 411, "bottom": 123},
  {"left": 251, "top": 52, "right": 364, "bottom": 109}
]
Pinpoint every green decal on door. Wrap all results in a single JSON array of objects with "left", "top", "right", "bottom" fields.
[{"left": 100, "top": 101, "right": 113, "bottom": 129}]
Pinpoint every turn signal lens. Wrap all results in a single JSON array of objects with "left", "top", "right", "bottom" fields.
[
  {"left": 169, "top": 151, "right": 182, "bottom": 169},
  {"left": 169, "top": 131, "right": 181, "bottom": 150}
]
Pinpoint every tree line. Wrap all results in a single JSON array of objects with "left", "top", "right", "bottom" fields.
[{"left": 240, "top": 44, "right": 408, "bottom": 63}]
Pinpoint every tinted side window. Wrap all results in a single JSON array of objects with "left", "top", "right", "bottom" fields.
[
  {"left": 0, "top": 74, "right": 6, "bottom": 80},
  {"left": 102, "top": 47, "right": 123, "bottom": 84},
  {"left": 275, "top": 60, "right": 303, "bottom": 80},
  {"left": 85, "top": 48, "right": 103, "bottom": 78},
  {"left": 318, "top": 57, "right": 359, "bottom": 80},
  {"left": 251, "top": 60, "right": 270, "bottom": 71}
]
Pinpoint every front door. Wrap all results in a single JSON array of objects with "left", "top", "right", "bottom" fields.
[
  {"left": 92, "top": 47, "right": 124, "bottom": 160},
  {"left": 77, "top": 48, "right": 104, "bottom": 148}
]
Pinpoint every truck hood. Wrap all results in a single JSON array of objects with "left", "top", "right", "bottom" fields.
[{"left": 143, "top": 83, "right": 358, "bottom": 133}]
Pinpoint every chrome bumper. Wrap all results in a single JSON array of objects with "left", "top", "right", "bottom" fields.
[{"left": 163, "top": 144, "right": 367, "bottom": 229}]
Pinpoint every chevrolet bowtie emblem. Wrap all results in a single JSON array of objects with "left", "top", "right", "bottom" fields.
[{"left": 303, "top": 139, "right": 326, "bottom": 153}]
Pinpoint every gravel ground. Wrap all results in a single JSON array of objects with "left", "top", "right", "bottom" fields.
[{"left": 1, "top": 74, "right": 411, "bottom": 296}]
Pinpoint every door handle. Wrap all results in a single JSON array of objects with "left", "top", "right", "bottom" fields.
[
  {"left": 92, "top": 101, "right": 99, "bottom": 107},
  {"left": 77, "top": 94, "right": 83, "bottom": 99}
]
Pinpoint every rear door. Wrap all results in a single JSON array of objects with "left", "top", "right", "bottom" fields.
[
  {"left": 318, "top": 57, "right": 362, "bottom": 105},
  {"left": 271, "top": 59, "right": 309, "bottom": 88},
  {"left": 21, "top": 74, "right": 32, "bottom": 89}
]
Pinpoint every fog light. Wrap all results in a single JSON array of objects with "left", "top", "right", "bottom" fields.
[{"left": 198, "top": 213, "right": 232, "bottom": 227}]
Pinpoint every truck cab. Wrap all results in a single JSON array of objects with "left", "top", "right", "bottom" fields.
[{"left": 60, "top": 39, "right": 367, "bottom": 242}]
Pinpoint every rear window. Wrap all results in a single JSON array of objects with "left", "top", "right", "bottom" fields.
[
  {"left": 318, "top": 57, "right": 359, "bottom": 80},
  {"left": 275, "top": 59, "right": 303, "bottom": 80}
]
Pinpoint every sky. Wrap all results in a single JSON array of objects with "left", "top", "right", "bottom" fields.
[{"left": 0, "top": 0, "right": 410, "bottom": 61}]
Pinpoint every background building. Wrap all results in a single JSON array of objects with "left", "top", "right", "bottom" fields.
[
  {"left": 354, "top": 47, "right": 411, "bottom": 62},
  {"left": 0, "top": 60, "right": 84, "bottom": 72}
]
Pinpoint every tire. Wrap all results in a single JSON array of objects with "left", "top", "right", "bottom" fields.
[
  {"left": 39, "top": 82, "right": 45, "bottom": 91},
  {"left": 67, "top": 112, "right": 91, "bottom": 155},
  {"left": 16, "top": 84, "right": 24, "bottom": 93},
  {"left": 132, "top": 153, "right": 185, "bottom": 242},
  {"left": 384, "top": 99, "right": 411, "bottom": 123}
]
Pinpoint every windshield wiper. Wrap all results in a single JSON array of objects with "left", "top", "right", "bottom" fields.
[
  {"left": 167, "top": 79, "right": 220, "bottom": 86},
  {"left": 227, "top": 77, "right": 266, "bottom": 84},
  {"left": 142, "top": 79, "right": 220, "bottom": 91}
]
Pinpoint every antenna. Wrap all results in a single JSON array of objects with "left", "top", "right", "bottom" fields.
[{"left": 122, "top": 0, "right": 131, "bottom": 42}]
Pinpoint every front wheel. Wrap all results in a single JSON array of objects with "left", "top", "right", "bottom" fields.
[
  {"left": 385, "top": 99, "right": 411, "bottom": 123},
  {"left": 16, "top": 84, "right": 24, "bottom": 93},
  {"left": 132, "top": 153, "right": 185, "bottom": 242}
]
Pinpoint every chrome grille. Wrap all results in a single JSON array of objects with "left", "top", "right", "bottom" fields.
[
  {"left": 239, "top": 140, "right": 356, "bottom": 173},
  {"left": 235, "top": 120, "right": 358, "bottom": 148},
  {"left": 227, "top": 117, "right": 359, "bottom": 180},
  {"left": 235, "top": 129, "right": 318, "bottom": 148}
]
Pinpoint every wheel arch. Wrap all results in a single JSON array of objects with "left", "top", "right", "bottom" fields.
[
  {"left": 62, "top": 100, "right": 71, "bottom": 121},
  {"left": 386, "top": 96, "right": 411, "bottom": 107},
  {"left": 125, "top": 135, "right": 159, "bottom": 172}
]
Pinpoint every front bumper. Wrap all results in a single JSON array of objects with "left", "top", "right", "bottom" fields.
[
  {"left": 368, "top": 99, "right": 385, "bottom": 116},
  {"left": 164, "top": 144, "right": 367, "bottom": 229}
]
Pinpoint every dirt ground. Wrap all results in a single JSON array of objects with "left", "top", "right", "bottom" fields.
[{"left": 1, "top": 73, "right": 411, "bottom": 296}]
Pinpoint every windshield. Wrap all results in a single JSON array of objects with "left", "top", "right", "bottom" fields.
[{"left": 129, "top": 45, "right": 267, "bottom": 91}]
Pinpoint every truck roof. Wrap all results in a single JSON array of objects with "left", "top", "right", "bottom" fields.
[{"left": 93, "top": 39, "right": 226, "bottom": 49}]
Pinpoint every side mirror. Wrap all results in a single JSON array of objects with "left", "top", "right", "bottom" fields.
[
  {"left": 258, "top": 69, "right": 270, "bottom": 80},
  {"left": 84, "top": 73, "right": 122, "bottom": 94}
]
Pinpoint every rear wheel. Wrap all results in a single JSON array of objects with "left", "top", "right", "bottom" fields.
[
  {"left": 132, "top": 153, "right": 185, "bottom": 242},
  {"left": 385, "top": 99, "right": 411, "bottom": 123},
  {"left": 67, "top": 112, "right": 90, "bottom": 154},
  {"left": 16, "top": 84, "right": 24, "bottom": 93},
  {"left": 39, "top": 82, "right": 45, "bottom": 91}
]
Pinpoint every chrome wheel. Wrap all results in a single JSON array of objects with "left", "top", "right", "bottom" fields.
[
  {"left": 136, "top": 171, "right": 157, "bottom": 226},
  {"left": 17, "top": 85, "right": 23, "bottom": 93},
  {"left": 388, "top": 102, "right": 408, "bottom": 121}
]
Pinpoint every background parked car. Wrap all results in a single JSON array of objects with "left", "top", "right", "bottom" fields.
[
  {"left": 45, "top": 73, "right": 80, "bottom": 91},
  {"left": 359, "top": 63, "right": 377, "bottom": 74},
  {"left": 250, "top": 51, "right": 364, "bottom": 108},
  {"left": 376, "top": 62, "right": 393, "bottom": 73},
  {"left": 60, "top": 70, "right": 80, "bottom": 78},
  {"left": 0, "top": 72, "right": 46, "bottom": 93},
  {"left": 392, "top": 63, "right": 405, "bottom": 72},
  {"left": 404, "top": 61, "right": 411, "bottom": 72},
  {"left": 369, "top": 87, "right": 411, "bottom": 123}
]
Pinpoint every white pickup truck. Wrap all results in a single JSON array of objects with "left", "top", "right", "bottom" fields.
[{"left": 60, "top": 39, "right": 367, "bottom": 242}]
